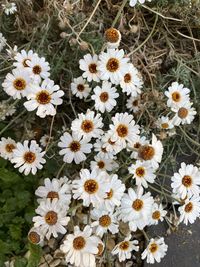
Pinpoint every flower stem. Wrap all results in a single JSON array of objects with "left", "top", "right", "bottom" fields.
[{"left": 112, "top": 0, "right": 128, "bottom": 28}]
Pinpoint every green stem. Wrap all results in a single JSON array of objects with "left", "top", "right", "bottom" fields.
[
  {"left": 141, "top": 229, "right": 149, "bottom": 241},
  {"left": 127, "top": 14, "right": 158, "bottom": 56},
  {"left": 148, "top": 184, "right": 181, "bottom": 204},
  {"left": 179, "top": 126, "right": 200, "bottom": 147},
  {"left": 112, "top": 0, "right": 128, "bottom": 27},
  {"left": 0, "top": 109, "right": 26, "bottom": 136}
]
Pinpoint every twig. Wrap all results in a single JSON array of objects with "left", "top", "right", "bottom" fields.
[
  {"left": 0, "top": 109, "right": 26, "bottom": 136},
  {"left": 127, "top": 14, "right": 158, "bottom": 56},
  {"left": 142, "top": 4, "right": 183, "bottom": 22},
  {"left": 112, "top": 0, "right": 128, "bottom": 27},
  {"left": 76, "top": 0, "right": 102, "bottom": 39},
  {"left": 45, "top": 110, "right": 57, "bottom": 152}
]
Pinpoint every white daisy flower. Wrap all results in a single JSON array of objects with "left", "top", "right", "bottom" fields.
[
  {"left": 0, "top": 32, "right": 7, "bottom": 52},
  {"left": 90, "top": 154, "right": 119, "bottom": 173},
  {"left": 126, "top": 96, "right": 141, "bottom": 113},
  {"left": 129, "top": 0, "right": 152, "bottom": 7},
  {"left": 2, "top": 68, "right": 32, "bottom": 99},
  {"left": 71, "top": 76, "right": 91, "bottom": 99},
  {"left": 91, "top": 81, "right": 119, "bottom": 113},
  {"left": 96, "top": 239, "right": 105, "bottom": 257},
  {"left": 137, "top": 134, "right": 163, "bottom": 169},
  {"left": 0, "top": 137, "right": 16, "bottom": 160},
  {"left": 101, "top": 130, "right": 122, "bottom": 155},
  {"left": 105, "top": 28, "right": 121, "bottom": 49},
  {"left": 40, "top": 134, "right": 50, "bottom": 147},
  {"left": 79, "top": 54, "right": 100, "bottom": 82},
  {"left": 98, "top": 49, "right": 129, "bottom": 85},
  {"left": 2, "top": 2, "right": 17, "bottom": 15},
  {"left": 120, "top": 63, "right": 143, "bottom": 96},
  {"left": 172, "top": 102, "right": 196, "bottom": 126},
  {"left": 178, "top": 196, "right": 200, "bottom": 225},
  {"left": 6, "top": 45, "right": 18, "bottom": 59},
  {"left": 33, "top": 199, "right": 70, "bottom": 240},
  {"left": 141, "top": 237, "right": 168, "bottom": 264},
  {"left": 60, "top": 225, "right": 99, "bottom": 267},
  {"left": 27, "top": 55, "right": 50, "bottom": 82},
  {"left": 109, "top": 112, "right": 140, "bottom": 149},
  {"left": 149, "top": 203, "right": 167, "bottom": 225},
  {"left": 13, "top": 49, "right": 38, "bottom": 69},
  {"left": 118, "top": 187, "right": 154, "bottom": 231},
  {"left": 91, "top": 209, "right": 119, "bottom": 237},
  {"left": 58, "top": 132, "right": 92, "bottom": 164},
  {"left": 11, "top": 140, "right": 46, "bottom": 175},
  {"left": 24, "top": 79, "right": 64, "bottom": 118},
  {"left": 128, "top": 160, "right": 156, "bottom": 188},
  {"left": 127, "top": 135, "right": 148, "bottom": 159},
  {"left": 94, "top": 138, "right": 116, "bottom": 159},
  {"left": 112, "top": 235, "right": 139, "bottom": 262},
  {"left": 156, "top": 116, "right": 174, "bottom": 130},
  {"left": 28, "top": 227, "right": 44, "bottom": 245},
  {"left": 165, "top": 82, "right": 190, "bottom": 109},
  {"left": 35, "top": 177, "right": 71, "bottom": 206},
  {"left": 71, "top": 109, "right": 103, "bottom": 141},
  {"left": 171, "top": 162, "right": 200, "bottom": 199},
  {"left": 0, "top": 101, "right": 16, "bottom": 121},
  {"left": 102, "top": 174, "right": 125, "bottom": 212},
  {"left": 72, "top": 168, "right": 109, "bottom": 207}
]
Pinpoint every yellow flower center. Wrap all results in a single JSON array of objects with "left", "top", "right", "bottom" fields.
[
  {"left": 23, "top": 151, "right": 36, "bottom": 163},
  {"left": 13, "top": 78, "right": 26, "bottom": 91},
  {"left": 119, "top": 241, "right": 130, "bottom": 251},
  {"left": 138, "top": 145, "right": 155, "bottom": 160},
  {"left": 182, "top": 175, "right": 192, "bottom": 187},
  {"left": 84, "top": 179, "right": 99, "bottom": 194},
  {"left": 69, "top": 141, "right": 81, "bottom": 152},
  {"left": 89, "top": 63, "right": 97, "bottom": 74},
  {"left": 135, "top": 167, "right": 145, "bottom": 177},
  {"left": 172, "top": 91, "right": 181, "bottom": 102},
  {"left": 178, "top": 107, "right": 188, "bottom": 119},
  {"left": 99, "top": 92, "right": 109, "bottom": 102},
  {"left": 28, "top": 231, "right": 40, "bottom": 244},
  {"left": 33, "top": 65, "right": 42, "bottom": 74},
  {"left": 132, "top": 199, "right": 143, "bottom": 211},
  {"left": 45, "top": 211, "right": 58, "bottom": 225},
  {"left": 73, "top": 236, "right": 86, "bottom": 250},
  {"left": 99, "top": 215, "right": 111, "bottom": 227},
  {"left": 47, "top": 191, "right": 59, "bottom": 200},
  {"left": 5, "top": 143, "right": 15, "bottom": 153},
  {"left": 106, "top": 58, "right": 119, "bottom": 72},
  {"left": 124, "top": 73, "right": 132, "bottom": 83},
  {"left": 105, "top": 28, "right": 120, "bottom": 43},
  {"left": 149, "top": 243, "right": 158, "bottom": 253},
  {"left": 36, "top": 90, "right": 51, "bottom": 104},
  {"left": 184, "top": 202, "right": 193, "bottom": 213},
  {"left": 152, "top": 210, "right": 161, "bottom": 220},
  {"left": 81, "top": 120, "right": 94, "bottom": 133},
  {"left": 105, "top": 189, "right": 113, "bottom": 200},
  {"left": 116, "top": 124, "right": 128, "bottom": 138}
]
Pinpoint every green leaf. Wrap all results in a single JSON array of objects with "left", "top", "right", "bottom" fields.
[
  {"left": 0, "top": 168, "right": 21, "bottom": 184},
  {"left": 9, "top": 224, "right": 22, "bottom": 240},
  {"left": 0, "top": 158, "right": 7, "bottom": 168},
  {"left": 27, "top": 243, "right": 42, "bottom": 267},
  {"left": 14, "top": 257, "right": 27, "bottom": 267}
]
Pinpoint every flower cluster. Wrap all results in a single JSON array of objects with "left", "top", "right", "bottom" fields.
[
  {"left": 1, "top": 26, "right": 199, "bottom": 266},
  {"left": 2, "top": 49, "right": 64, "bottom": 118},
  {"left": 0, "top": 138, "right": 46, "bottom": 175},
  {"left": 154, "top": 81, "right": 197, "bottom": 139}
]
